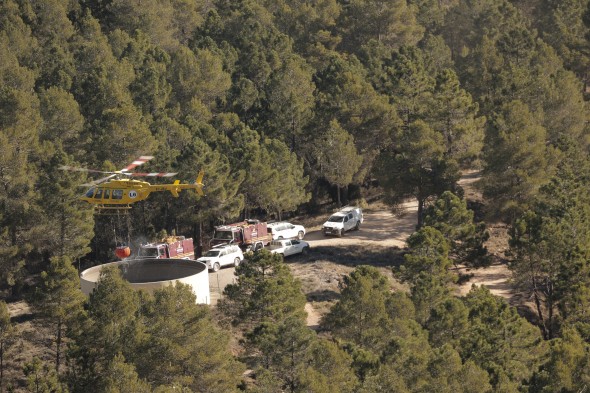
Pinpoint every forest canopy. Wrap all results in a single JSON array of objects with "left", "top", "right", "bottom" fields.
[{"left": 2, "top": 0, "right": 590, "bottom": 391}]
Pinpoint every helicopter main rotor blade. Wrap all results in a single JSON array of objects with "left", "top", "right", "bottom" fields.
[
  {"left": 120, "top": 156, "right": 154, "bottom": 172},
  {"left": 128, "top": 172, "right": 178, "bottom": 177},
  {"left": 80, "top": 174, "right": 117, "bottom": 187},
  {"left": 59, "top": 165, "right": 115, "bottom": 175}
]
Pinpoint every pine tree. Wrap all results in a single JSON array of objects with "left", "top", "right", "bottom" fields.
[
  {"left": 38, "top": 88, "right": 85, "bottom": 158},
  {"left": 535, "top": 0, "right": 590, "bottom": 93},
  {"left": 219, "top": 249, "right": 307, "bottom": 329},
  {"left": 375, "top": 120, "right": 459, "bottom": 227},
  {"left": 34, "top": 150, "right": 94, "bottom": 262},
  {"left": 480, "top": 100, "right": 552, "bottom": 222},
  {"left": 312, "top": 53, "right": 400, "bottom": 185},
  {"left": 302, "top": 340, "right": 358, "bottom": 393},
  {"left": 425, "top": 297, "right": 469, "bottom": 348},
  {"left": 264, "top": 138, "right": 310, "bottom": 219},
  {"left": 168, "top": 47, "right": 231, "bottom": 113},
  {"left": 322, "top": 266, "right": 394, "bottom": 353},
  {"left": 23, "top": 357, "right": 66, "bottom": 393},
  {"left": 423, "top": 191, "right": 490, "bottom": 267},
  {"left": 32, "top": 256, "right": 86, "bottom": 373},
  {"left": 510, "top": 154, "right": 590, "bottom": 340},
  {"left": 67, "top": 266, "right": 142, "bottom": 392},
  {"left": 400, "top": 227, "right": 455, "bottom": 323},
  {"left": 336, "top": 0, "right": 424, "bottom": 54},
  {"left": 167, "top": 136, "right": 245, "bottom": 254},
  {"left": 460, "top": 286, "right": 548, "bottom": 390},
  {"left": 529, "top": 328, "right": 590, "bottom": 392},
  {"left": 103, "top": 354, "right": 151, "bottom": 393},
  {"left": 219, "top": 250, "right": 309, "bottom": 391},
  {"left": 0, "top": 53, "right": 42, "bottom": 291},
  {"left": 136, "top": 283, "right": 245, "bottom": 392},
  {"left": 314, "top": 119, "right": 362, "bottom": 206},
  {"left": 265, "top": 56, "right": 315, "bottom": 150},
  {"left": 258, "top": 0, "right": 342, "bottom": 54},
  {"left": 428, "top": 69, "right": 485, "bottom": 165},
  {"left": 247, "top": 316, "right": 315, "bottom": 392}
]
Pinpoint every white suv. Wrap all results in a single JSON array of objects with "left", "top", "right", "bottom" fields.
[
  {"left": 197, "top": 245, "right": 244, "bottom": 272},
  {"left": 267, "top": 222, "right": 306, "bottom": 240}
]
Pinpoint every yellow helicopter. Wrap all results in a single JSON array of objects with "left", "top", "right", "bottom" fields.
[{"left": 60, "top": 156, "right": 204, "bottom": 211}]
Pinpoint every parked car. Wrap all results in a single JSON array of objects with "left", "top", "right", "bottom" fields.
[
  {"left": 197, "top": 244, "right": 244, "bottom": 272},
  {"left": 267, "top": 221, "right": 306, "bottom": 240},
  {"left": 322, "top": 206, "right": 363, "bottom": 237},
  {"left": 267, "top": 239, "right": 310, "bottom": 257}
]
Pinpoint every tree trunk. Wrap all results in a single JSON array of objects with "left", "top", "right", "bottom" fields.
[
  {"left": 195, "top": 222, "right": 203, "bottom": 258},
  {"left": 546, "top": 278, "right": 554, "bottom": 339},
  {"left": 532, "top": 276, "right": 548, "bottom": 340},
  {"left": 1, "top": 341, "right": 4, "bottom": 393},
  {"left": 56, "top": 318, "right": 62, "bottom": 372},
  {"left": 417, "top": 197, "right": 424, "bottom": 228},
  {"left": 337, "top": 186, "right": 341, "bottom": 207}
]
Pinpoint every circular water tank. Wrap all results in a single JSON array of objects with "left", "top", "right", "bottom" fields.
[{"left": 80, "top": 259, "right": 210, "bottom": 305}]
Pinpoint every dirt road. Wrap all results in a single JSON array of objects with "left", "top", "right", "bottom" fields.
[
  {"left": 210, "top": 173, "right": 514, "bottom": 326},
  {"left": 208, "top": 201, "right": 419, "bottom": 306}
]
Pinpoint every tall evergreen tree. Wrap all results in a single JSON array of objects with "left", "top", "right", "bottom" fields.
[
  {"left": 510, "top": 154, "right": 590, "bottom": 340},
  {"left": 34, "top": 150, "right": 94, "bottom": 262},
  {"left": 374, "top": 120, "right": 459, "bottom": 227},
  {"left": 529, "top": 328, "right": 590, "bottom": 392},
  {"left": 313, "top": 119, "right": 362, "bottom": 206},
  {"left": 322, "top": 266, "right": 394, "bottom": 353},
  {"left": 23, "top": 357, "right": 66, "bottom": 393},
  {"left": 219, "top": 250, "right": 309, "bottom": 391},
  {"left": 0, "top": 58, "right": 41, "bottom": 291},
  {"left": 102, "top": 354, "right": 151, "bottom": 393},
  {"left": 265, "top": 138, "right": 310, "bottom": 219},
  {"left": 480, "top": 100, "right": 552, "bottom": 222},
  {"left": 423, "top": 191, "right": 490, "bottom": 267},
  {"left": 312, "top": 53, "right": 400, "bottom": 184},
  {"left": 460, "top": 286, "right": 548, "bottom": 391},
  {"left": 136, "top": 284, "right": 245, "bottom": 392},
  {"left": 336, "top": 0, "right": 424, "bottom": 55},
  {"left": 265, "top": 56, "right": 315, "bottom": 150},
  {"left": 32, "top": 256, "right": 86, "bottom": 373},
  {"left": 220, "top": 250, "right": 307, "bottom": 329},
  {"left": 67, "top": 266, "right": 142, "bottom": 392},
  {"left": 534, "top": 0, "right": 590, "bottom": 93},
  {"left": 428, "top": 69, "right": 484, "bottom": 165}
]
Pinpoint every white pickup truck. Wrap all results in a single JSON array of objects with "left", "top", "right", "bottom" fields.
[
  {"left": 267, "top": 239, "right": 310, "bottom": 257},
  {"left": 322, "top": 206, "right": 363, "bottom": 237}
]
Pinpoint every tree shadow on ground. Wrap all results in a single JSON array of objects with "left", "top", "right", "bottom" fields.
[
  {"left": 306, "top": 289, "right": 340, "bottom": 302},
  {"left": 289, "top": 244, "right": 406, "bottom": 269}
]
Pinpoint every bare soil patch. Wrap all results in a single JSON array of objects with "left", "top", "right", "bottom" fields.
[{"left": 292, "top": 170, "right": 516, "bottom": 328}]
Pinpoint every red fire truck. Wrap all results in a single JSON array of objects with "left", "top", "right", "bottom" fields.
[
  {"left": 138, "top": 236, "right": 195, "bottom": 259},
  {"left": 210, "top": 220, "right": 271, "bottom": 251}
]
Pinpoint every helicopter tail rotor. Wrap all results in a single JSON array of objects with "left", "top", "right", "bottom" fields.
[{"left": 194, "top": 171, "right": 205, "bottom": 196}]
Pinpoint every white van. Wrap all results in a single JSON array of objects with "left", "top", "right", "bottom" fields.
[
  {"left": 197, "top": 245, "right": 244, "bottom": 272},
  {"left": 322, "top": 206, "right": 363, "bottom": 237}
]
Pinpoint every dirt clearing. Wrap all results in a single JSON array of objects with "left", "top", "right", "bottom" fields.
[{"left": 289, "top": 171, "right": 516, "bottom": 327}]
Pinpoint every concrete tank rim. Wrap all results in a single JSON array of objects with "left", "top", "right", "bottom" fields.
[{"left": 80, "top": 258, "right": 207, "bottom": 285}]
